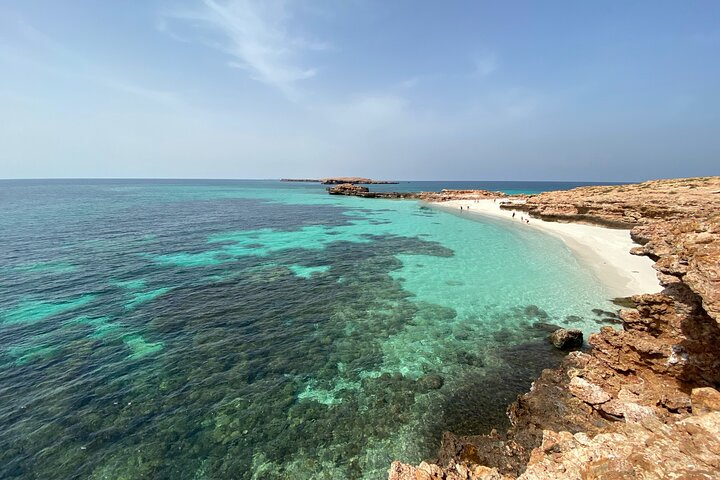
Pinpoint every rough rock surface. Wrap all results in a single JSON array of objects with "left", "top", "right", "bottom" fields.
[
  {"left": 282, "top": 177, "right": 398, "bottom": 184},
  {"left": 416, "top": 190, "right": 510, "bottom": 202},
  {"left": 326, "top": 183, "right": 370, "bottom": 195},
  {"left": 548, "top": 328, "right": 583, "bottom": 350},
  {"left": 389, "top": 177, "right": 720, "bottom": 480},
  {"left": 393, "top": 412, "right": 720, "bottom": 480},
  {"left": 389, "top": 460, "right": 512, "bottom": 480},
  {"left": 327, "top": 187, "right": 508, "bottom": 200},
  {"left": 503, "top": 176, "right": 720, "bottom": 228},
  {"left": 327, "top": 183, "right": 424, "bottom": 198},
  {"left": 521, "top": 411, "right": 720, "bottom": 479},
  {"left": 319, "top": 177, "right": 398, "bottom": 184}
]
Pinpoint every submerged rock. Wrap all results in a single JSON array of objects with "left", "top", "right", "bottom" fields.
[
  {"left": 417, "top": 374, "right": 444, "bottom": 391},
  {"left": 564, "top": 315, "right": 583, "bottom": 324},
  {"left": 523, "top": 305, "right": 549, "bottom": 319},
  {"left": 531, "top": 321, "right": 561, "bottom": 333},
  {"left": 548, "top": 328, "right": 583, "bottom": 350}
]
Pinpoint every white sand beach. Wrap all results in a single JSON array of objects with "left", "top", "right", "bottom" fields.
[{"left": 433, "top": 199, "right": 662, "bottom": 298}]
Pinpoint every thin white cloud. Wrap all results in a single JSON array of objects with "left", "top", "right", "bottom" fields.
[
  {"left": 472, "top": 52, "right": 498, "bottom": 78},
  {"left": 162, "top": 0, "right": 325, "bottom": 100},
  {"left": 2, "top": 19, "right": 180, "bottom": 107},
  {"left": 100, "top": 79, "right": 180, "bottom": 106},
  {"left": 400, "top": 77, "right": 420, "bottom": 89}
]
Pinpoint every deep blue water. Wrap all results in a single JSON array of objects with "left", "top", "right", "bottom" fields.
[{"left": 0, "top": 179, "right": 621, "bottom": 479}]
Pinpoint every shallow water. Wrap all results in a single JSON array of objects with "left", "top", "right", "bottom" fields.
[{"left": 0, "top": 180, "right": 620, "bottom": 479}]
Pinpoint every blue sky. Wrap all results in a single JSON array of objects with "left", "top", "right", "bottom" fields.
[{"left": 1, "top": 0, "right": 718, "bottom": 180}]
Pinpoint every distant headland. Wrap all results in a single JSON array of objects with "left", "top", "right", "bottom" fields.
[{"left": 281, "top": 177, "right": 398, "bottom": 185}]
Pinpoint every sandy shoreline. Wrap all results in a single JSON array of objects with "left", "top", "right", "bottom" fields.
[{"left": 432, "top": 199, "right": 662, "bottom": 298}]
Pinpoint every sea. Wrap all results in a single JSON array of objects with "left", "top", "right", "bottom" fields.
[{"left": 0, "top": 179, "right": 623, "bottom": 479}]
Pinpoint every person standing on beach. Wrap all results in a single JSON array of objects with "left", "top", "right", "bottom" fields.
[{"left": 512, "top": 212, "right": 515, "bottom": 218}]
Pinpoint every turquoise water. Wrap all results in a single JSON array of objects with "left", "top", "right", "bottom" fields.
[
  {"left": 356, "top": 180, "right": 622, "bottom": 195},
  {"left": 0, "top": 180, "right": 619, "bottom": 479}
]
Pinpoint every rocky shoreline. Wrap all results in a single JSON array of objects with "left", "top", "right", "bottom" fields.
[
  {"left": 327, "top": 183, "right": 507, "bottom": 200},
  {"left": 384, "top": 177, "right": 720, "bottom": 479}
]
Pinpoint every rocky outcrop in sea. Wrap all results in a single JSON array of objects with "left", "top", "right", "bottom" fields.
[
  {"left": 282, "top": 177, "right": 399, "bottom": 184},
  {"left": 327, "top": 183, "right": 417, "bottom": 198},
  {"left": 327, "top": 185, "right": 509, "bottom": 201},
  {"left": 389, "top": 176, "right": 720, "bottom": 479}
]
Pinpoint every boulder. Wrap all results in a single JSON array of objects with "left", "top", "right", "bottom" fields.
[
  {"left": 548, "top": 328, "right": 583, "bottom": 350},
  {"left": 417, "top": 374, "right": 444, "bottom": 391},
  {"left": 327, "top": 183, "right": 370, "bottom": 195},
  {"left": 568, "top": 377, "right": 611, "bottom": 405},
  {"left": 691, "top": 387, "right": 720, "bottom": 415}
]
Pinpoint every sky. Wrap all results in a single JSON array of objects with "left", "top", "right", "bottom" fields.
[{"left": 0, "top": 0, "right": 719, "bottom": 181}]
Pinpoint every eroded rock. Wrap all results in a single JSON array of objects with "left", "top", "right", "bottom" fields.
[
  {"left": 327, "top": 183, "right": 370, "bottom": 195},
  {"left": 568, "top": 377, "right": 611, "bottom": 405},
  {"left": 519, "top": 412, "right": 720, "bottom": 479},
  {"left": 548, "top": 329, "right": 583, "bottom": 350},
  {"left": 691, "top": 387, "right": 720, "bottom": 415},
  {"left": 417, "top": 374, "right": 444, "bottom": 391}
]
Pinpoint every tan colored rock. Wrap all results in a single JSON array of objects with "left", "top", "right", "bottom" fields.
[
  {"left": 320, "top": 177, "right": 397, "bottom": 184},
  {"left": 416, "top": 189, "right": 508, "bottom": 202},
  {"left": 659, "top": 390, "right": 692, "bottom": 412},
  {"left": 388, "top": 460, "right": 511, "bottom": 480},
  {"left": 512, "top": 176, "right": 720, "bottom": 227},
  {"left": 598, "top": 396, "right": 658, "bottom": 422},
  {"left": 519, "top": 412, "right": 720, "bottom": 479},
  {"left": 327, "top": 183, "right": 369, "bottom": 195},
  {"left": 621, "top": 402, "right": 655, "bottom": 423},
  {"left": 548, "top": 328, "right": 583, "bottom": 350},
  {"left": 568, "top": 377, "right": 611, "bottom": 405},
  {"left": 691, "top": 387, "right": 720, "bottom": 415}
]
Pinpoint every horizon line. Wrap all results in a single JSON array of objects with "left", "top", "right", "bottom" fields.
[{"left": 0, "top": 176, "right": 657, "bottom": 184}]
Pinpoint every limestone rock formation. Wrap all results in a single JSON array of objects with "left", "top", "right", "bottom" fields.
[
  {"left": 520, "top": 411, "right": 720, "bottom": 479},
  {"left": 326, "top": 186, "right": 508, "bottom": 201},
  {"left": 320, "top": 177, "right": 398, "bottom": 184},
  {"left": 388, "top": 460, "right": 512, "bottom": 480},
  {"left": 392, "top": 409, "right": 720, "bottom": 479},
  {"left": 327, "top": 183, "right": 370, "bottom": 195},
  {"left": 503, "top": 176, "right": 720, "bottom": 228},
  {"left": 548, "top": 328, "right": 583, "bottom": 350},
  {"left": 282, "top": 177, "right": 398, "bottom": 184},
  {"left": 416, "top": 189, "right": 509, "bottom": 202}
]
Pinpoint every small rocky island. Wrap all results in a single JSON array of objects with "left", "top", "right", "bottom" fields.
[
  {"left": 281, "top": 177, "right": 398, "bottom": 185},
  {"left": 327, "top": 183, "right": 417, "bottom": 198}
]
